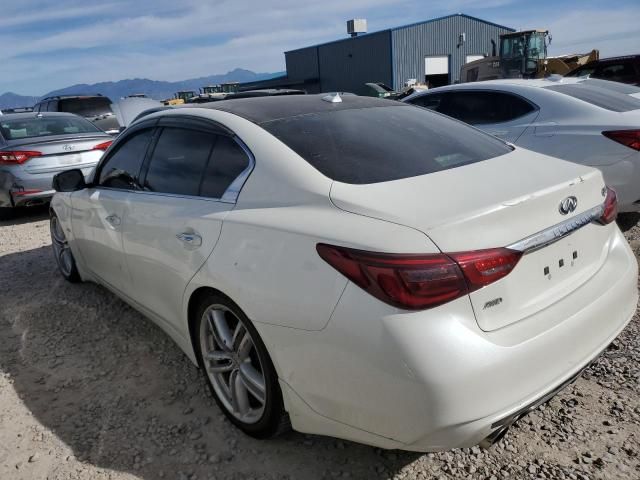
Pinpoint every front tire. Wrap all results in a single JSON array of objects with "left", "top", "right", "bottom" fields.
[
  {"left": 194, "top": 293, "right": 290, "bottom": 438},
  {"left": 50, "top": 213, "right": 80, "bottom": 282}
]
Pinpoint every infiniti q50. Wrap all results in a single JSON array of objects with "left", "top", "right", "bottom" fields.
[{"left": 49, "top": 94, "right": 637, "bottom": 451}]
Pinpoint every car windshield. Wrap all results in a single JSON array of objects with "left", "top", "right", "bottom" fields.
[
  {"left": 0, "top": 116, "right": 100, "bottom": 140},
  {"left": 544, "top": 83, "right": 640, "bottom": 112},
  {"left": 261, "top": 104, "right": 513, "bottom": 184},
  {"left": 58, "top": 97, "right": 113, "bottom": 117}
]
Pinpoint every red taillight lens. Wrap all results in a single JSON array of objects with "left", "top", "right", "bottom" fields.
[
  {"left": 0, "top": 150, "right": 42, "bottom": 165},
  {"left": 603, "top": 130, "right": 640, "bottom": 151},
  {"left": 317, "top": 244, "right": 521, "bottom": 310},
  {"left": 599, "top": 187, "right": 618, "bottom": 225},
  {"left": 449, "top": 248, "right": 522, "bottom": 293},
  {"left": 92, "top": 140, "right": 113, "bottom": 151}
]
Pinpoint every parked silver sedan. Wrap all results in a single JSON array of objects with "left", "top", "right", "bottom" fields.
[{"left": 0, "top": 112, "right": 113, "bottom": 218}]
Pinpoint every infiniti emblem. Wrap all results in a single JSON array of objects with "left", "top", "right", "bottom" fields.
[{"left": 559, "top": 196, "right": 578, "bottom": 215}]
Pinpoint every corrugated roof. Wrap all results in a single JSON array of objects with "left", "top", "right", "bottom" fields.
[{"left": 285, "top": 13, "right": 514, "bottom": 53}]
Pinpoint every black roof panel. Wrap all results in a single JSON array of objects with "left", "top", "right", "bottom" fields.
[{"left": 189, "top": 94, "right": 406, "bottom": 124}]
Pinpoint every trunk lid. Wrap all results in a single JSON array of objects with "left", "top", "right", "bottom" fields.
[
  {"left": 7, "top": 135, "right": 109, "bottom": 174},
  {"left": 330, "top": 149, "right": 610, "bottom": 331}
]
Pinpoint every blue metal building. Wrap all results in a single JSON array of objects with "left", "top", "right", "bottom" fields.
[{"left": 242, "top": 14, "right": 514, "bottom": 94}]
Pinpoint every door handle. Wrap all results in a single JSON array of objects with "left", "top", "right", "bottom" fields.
[
  {"left": 105, "top": 214, "right": 121, "bottom": 226},
  {"left": 176, "top": 232, "right": 202, "bottom": 247}
]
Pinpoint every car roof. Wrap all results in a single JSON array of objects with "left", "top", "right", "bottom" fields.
[
  {"left": 0, "top": 112, "right": 83, "bottom": 120},
  {"left": 179, "top": 93, "right": 403, "bottom": 124}
]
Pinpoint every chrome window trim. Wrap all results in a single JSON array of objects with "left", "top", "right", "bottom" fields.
[
  {"left": 507, "top": 203, "right": 605, "bottom": 254},
  {"left": 91, "top": 135, "right": 254, "bottom": 205}
]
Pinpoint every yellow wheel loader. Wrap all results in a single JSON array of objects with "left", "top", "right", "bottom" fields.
[{"left": 460, "top": 30, "right": 599, "bottom": 83}]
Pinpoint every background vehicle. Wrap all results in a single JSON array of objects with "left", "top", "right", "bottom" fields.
[
  {"left": 566, "top": 55, "right": 640, "bottom": 86},
  {"left": 34, "top": 95, "right": 120, "bottom": 135},
  {"left": 0, "top": 112, "right": 112, "bottom": 218},
  {"left": 460, "top": 29, "right": 599, "bottom": 83},
  {"left": 404, "top": 79, "right": 640, "bottom": 211},
  {"left": 49, "top": 95, "right": 636, "bottom": 452}
]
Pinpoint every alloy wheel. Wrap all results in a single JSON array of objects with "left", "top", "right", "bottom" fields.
[
  {"left": 50, "top": 215, "right": 74, "bottom": 278},
  {"left": 200, "top": 305, "right": 267, "bottom": 424}
]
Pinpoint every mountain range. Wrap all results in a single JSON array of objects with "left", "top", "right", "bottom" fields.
[{"left": 0, "top": 69, "right": 283, "bottom": 110}]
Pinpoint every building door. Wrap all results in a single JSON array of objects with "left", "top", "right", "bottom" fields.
[
  {"left": 465, "top": 55, "right": 485, "bottom": 63},
  {"left": 425, "top": 56, "right": 449, "bottom": 87}
]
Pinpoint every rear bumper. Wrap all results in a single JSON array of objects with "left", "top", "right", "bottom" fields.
[
  {"left": 0, "top": 165, "right": 93, "bottom": 208},
  {"left": 265, "top": 227, "right": 638, "bottom": 451}
]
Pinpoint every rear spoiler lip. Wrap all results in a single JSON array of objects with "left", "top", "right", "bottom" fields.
[{"left": 507, "top": 203, "right": 605, "bottom": 254}]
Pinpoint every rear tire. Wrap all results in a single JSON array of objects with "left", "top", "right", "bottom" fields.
[
  {"left": 50, "top": 213, "right": 81, "bottom": 283},
  {"left": 194, "top": 293, "right": 290, "bottom": 438}
]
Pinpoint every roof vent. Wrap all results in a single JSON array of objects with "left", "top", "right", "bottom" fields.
[
  {"left": 322, "top": 92, "right": 343, "bottom": 103},
  {"left": 347, "top": 19, "right": 367, "bottom": 37}
]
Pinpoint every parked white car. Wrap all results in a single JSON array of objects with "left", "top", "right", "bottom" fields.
[
  {"left": 49, "top": 94, "right": 637, "bottom": 452},
  {"left": 404, "top": 78, "right": 640, "bottom": 212}
]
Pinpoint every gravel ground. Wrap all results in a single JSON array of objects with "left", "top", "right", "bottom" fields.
[{"left": 1, "top": 206, "right": 639, "bottom": 480}]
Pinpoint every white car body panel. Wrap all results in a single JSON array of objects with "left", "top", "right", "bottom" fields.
[
  {"left": 404, "top": 79, "right": 640, "bottom": 211},
  {"left": 50, "top": 100, "right": 638, "bottom": 451}
]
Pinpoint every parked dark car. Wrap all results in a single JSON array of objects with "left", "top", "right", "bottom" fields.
[
  {"left": 34, "top": 95, "right": 120, "bottom": 134},
  {"left": 566, "top": 55, "right": 640, "bottom": 86}
]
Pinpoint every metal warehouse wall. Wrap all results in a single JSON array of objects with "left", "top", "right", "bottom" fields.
[
  {"left": 316, "top": 30, "right": 392, "bottom": 95},
  {"left": 391, "top": 15, "right": 513, "bottom": 87},
  {"left": 285, "top": 47, "right": 319, "bottom": 83}
]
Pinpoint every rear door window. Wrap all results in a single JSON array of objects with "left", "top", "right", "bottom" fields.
[
  {"left": 407, "top": 93, "right": 444, "bottom": 110},
  {"left": 434, "top": 91, "right": 536, "bottom": 125},
  {"left": 200, "top": 136, "right": 250, "bottom": 199},
  {"left": 98, "top": 128, "right": 154, "bottom": 189},
  {"left": 143, "top": 127, "right": 216, "bottom": 196},
  {"left": 261, "top": 104, "right": 513, "bottom": 185}
]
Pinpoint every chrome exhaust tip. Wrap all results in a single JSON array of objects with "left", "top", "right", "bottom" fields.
[{"left": 479, "top": 425, "right": 510, "bottom": 449}]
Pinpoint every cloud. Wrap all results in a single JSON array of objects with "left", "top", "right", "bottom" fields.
[{"left": 2, "top": 0, "right": 639, "bottom": 95}]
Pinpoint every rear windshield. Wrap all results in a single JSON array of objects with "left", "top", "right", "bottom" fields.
[
  {"left": 58, "top": 97, "right": 113, "bottom": 117},
  {"left": 0, "top": 116, "right": 100, "bottom": 140},
  {"left": 261, "top": 105, "right": 513, "bottom": 184},
  {"left": 544, "top": 84, "right": 640, "bottom": 112},
  {"left": 582, "top": 79, "right": 640, "bottom": 95}
]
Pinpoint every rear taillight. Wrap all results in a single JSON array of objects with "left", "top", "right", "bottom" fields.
[
  {"left": 0, "top": 150, "right": 42, "bottom": 165},
  {"left": 317, "top": 244, "right": 521, "bottom": 310},
  {"left": 92, "top": 141, "right": 113, "bottom": 151},
  {"left": 603, "top": 130, "right": 640, "bottom": 151},
  {"left": 598, "top": 187, "right": 618, "bottom": 225}
]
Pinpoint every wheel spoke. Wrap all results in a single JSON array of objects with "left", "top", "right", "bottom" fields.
[
  {"left": 230, "top": 369, "right": 250, "bottom": 416},
  {"left": 204, "top": 350, "right": 234, "bottom": 373},
  {"left": 208, "top": 310, "right": 233, "bottom": 351},
  {"left": 232, "top": 322, "right": 246, "bottom": 350},
  {"left": 236, "top": 332, "right": 253, "bottom": 361},
  {"left": 239, "top": 363, "right": 265, "bottom": 404},
  {"left": 51, "top": 219, "right": 66, "bottom": 245}
]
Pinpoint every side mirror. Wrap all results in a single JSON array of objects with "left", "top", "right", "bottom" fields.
[{"left": 53, "top": 168, "right": 86, "bottom": 192}]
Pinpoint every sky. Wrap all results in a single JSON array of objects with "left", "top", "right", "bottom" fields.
[{"left": 2, "top": 0, "right": 639, "bottom": 95}]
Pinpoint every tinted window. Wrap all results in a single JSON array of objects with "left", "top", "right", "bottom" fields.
[
  {"left": 58, "top": 97, "right": 112, "bottom": 117},
  {"left": 200, "top": 136, "right": 250, "bottom": 198},
  {"left": 431, "top": 91, "right": 536, "bottom": 125},
  {"left": 583, "top": 79, "right": 640, "bottom": 95},
  {"left": 594, "top": 62, "right": 636, "bottom": 83},
  {"left": 408, "top": 93, "right": 444, "bottom": 110},
  {"left": 144, "top": 127, "right": 216, "bottom": 196},
  {"left": 0, "top": 116, "right": 100, "bottom": 140},
  {"left": 262, "top": 104, "right": 513, "bottom": 185},
  {"left": 98, "top": 128, "right": 153, "bottom": 189},
  {"left": 544, "top": 84, "right": 640, "bottom": 112}
]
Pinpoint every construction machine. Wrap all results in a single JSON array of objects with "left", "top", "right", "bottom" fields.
[{"left": 460, "top": 30, "right": 599, "bottom": 83}]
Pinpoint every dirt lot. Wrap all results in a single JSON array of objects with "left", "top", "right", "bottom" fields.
[{"left": 1, "top": 206, "right": 639, "bottom": 480}]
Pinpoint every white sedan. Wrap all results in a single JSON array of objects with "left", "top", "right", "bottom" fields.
[
  {"left": 404, "top": 78, "right": 640, "bottom": 212},
  {"left": 49, "top": 94, "right": 637, "bottom": 452}
]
